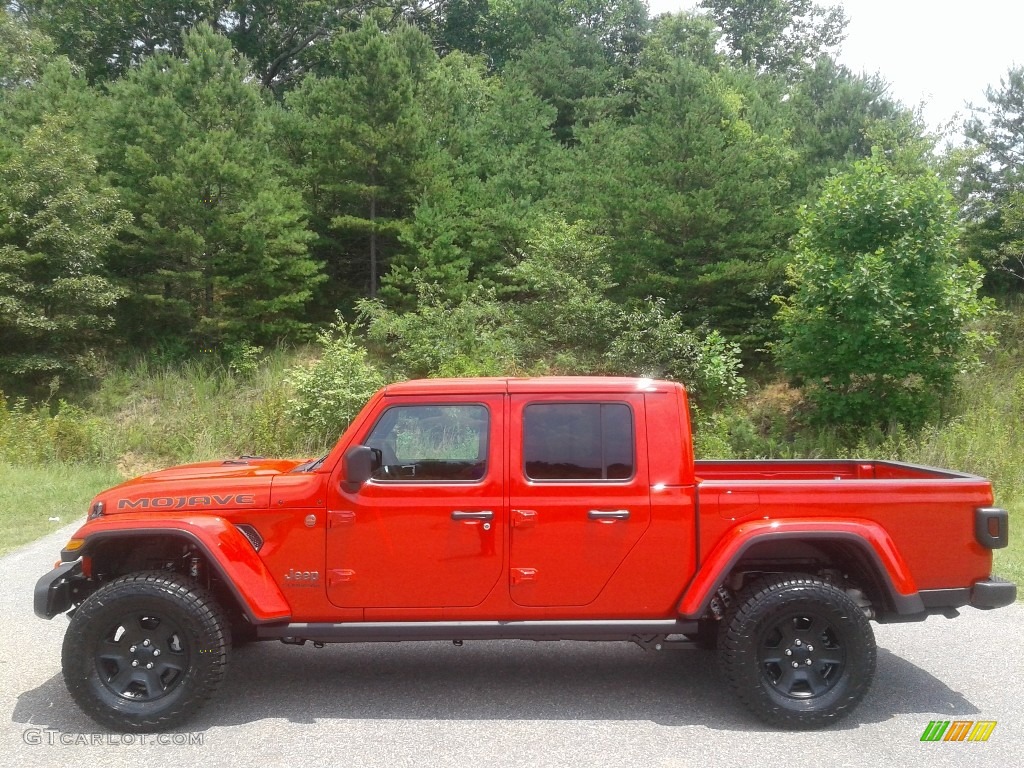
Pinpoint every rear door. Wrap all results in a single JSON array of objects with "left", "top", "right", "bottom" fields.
[{"left": 508, "top": 394, "right": 651, "bottom": 606}]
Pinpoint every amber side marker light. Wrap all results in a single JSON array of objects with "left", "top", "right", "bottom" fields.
[{"left": 61, "top": 539, "right": 86, "bottom": 562}]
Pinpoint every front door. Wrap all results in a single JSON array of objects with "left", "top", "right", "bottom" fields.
[
  {"left": 326, "top": 395, "right": 504, "bottom": 609},
  {"left": 508, "top": 395, "right": 651, "bottom": 607}
]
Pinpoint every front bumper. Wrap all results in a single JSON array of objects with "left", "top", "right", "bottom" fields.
[{"left": 33, "top": 560, "right": 83, "bottom": 619}]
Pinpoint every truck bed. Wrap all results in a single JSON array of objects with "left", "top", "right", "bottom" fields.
[{"left": 693, "top": 459, "right": 996, "bottom": 592}]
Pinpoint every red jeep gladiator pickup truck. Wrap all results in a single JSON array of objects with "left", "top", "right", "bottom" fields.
[{"left": 35, "top": 377, "right": 1015, "bottom": 731}]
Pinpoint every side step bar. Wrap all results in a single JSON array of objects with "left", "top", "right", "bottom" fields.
[{"left": 256, "top": 619, "right": 700, "bottom": 644}]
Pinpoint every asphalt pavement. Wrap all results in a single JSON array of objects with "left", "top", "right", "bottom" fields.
[{"left": 3, "top": 522, "right": 1022, "bottom": 768}]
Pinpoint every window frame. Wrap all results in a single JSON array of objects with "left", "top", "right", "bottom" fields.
[
  {"left": 362, "top": 402, "right": 492, "bottom": 485},
  {"left": 520, "top": 400, "right": 637, "bottom": 484}
]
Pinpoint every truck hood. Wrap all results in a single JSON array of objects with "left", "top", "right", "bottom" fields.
[{"left": 94, "top": 458, "right": 306, "bottom": 515}]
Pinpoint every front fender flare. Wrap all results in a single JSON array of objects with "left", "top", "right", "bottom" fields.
[
  {"left": 65, "top": 515, "right": 292, "bottom": 623},
  {"left": 678, "top": 519, "right": 924, "bottom": 619}
]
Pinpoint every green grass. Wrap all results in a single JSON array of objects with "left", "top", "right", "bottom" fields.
[
  {"left": 85, "top": 348, "right": 321, "bottom": 466},
  {"left": 2, "top": 331, "right": 1023, "bottom": 595},
  {"left": 0, "top": 462, "right": 122, "bottom": 556}
]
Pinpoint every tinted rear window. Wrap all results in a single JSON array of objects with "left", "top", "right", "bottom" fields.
[{"left": 523, "top": 403, "right": 634, "bottom": 481}]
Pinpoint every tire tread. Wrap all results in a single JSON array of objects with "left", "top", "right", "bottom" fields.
[{"left": 62, "top": 571, "right": 230, "bottom": 732}]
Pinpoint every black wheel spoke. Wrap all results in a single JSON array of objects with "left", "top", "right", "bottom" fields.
[
  {"left": 139, "top": 669, "right": 167, "bottom": 698},
  {"left": 98, "top": 642, "right": 131, "bottom": 666},
  {"left": 805, "top": 615, "right": 829, "bottom": 640},
  {"left": 773, "top": 623, "right": 796, "bottom": 648},
  {"left": 805, "top": 667, "right": 831, "bottom": 695},
  {"left": 152, "top": 621, "right": 181, "bottom": 649},
  {"left": 107, "top": 665, "right": 138, "bottom": 695},
  {"left": 155, "top": 659, "right": 184, "bottom": 677},
  {"left": 773, "top": 665, "right": 800, "bottom": 693},
  {"left": 817, "top": 654, "right": 844, "bottom": 667}
]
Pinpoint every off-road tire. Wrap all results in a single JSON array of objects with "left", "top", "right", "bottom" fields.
[
  {"left": 62, "top": 571, "right": 230, "bottom": 732},
  {"left": 719, "top": 574, "right": 876, "bottom": 729}
]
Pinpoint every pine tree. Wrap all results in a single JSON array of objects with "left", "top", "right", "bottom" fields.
[
  {"left": 97, "top": 25, "right": 322, "bottom": 345},
  {"left": 284, "top": 18, "right": 435, "bottom": 303}
]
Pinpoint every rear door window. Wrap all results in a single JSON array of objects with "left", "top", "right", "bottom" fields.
[{"left": 522, "top": 403, "right": 634, "bottom": 481}]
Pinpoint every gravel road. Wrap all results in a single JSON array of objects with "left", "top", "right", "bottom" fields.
[{"left": 3, "top": 522, "right": 1022, "bottom": 768}]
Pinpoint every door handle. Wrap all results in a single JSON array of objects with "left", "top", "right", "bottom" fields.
[
  {"left": 512, "top": 509, "right": 537, "bottom": 528},
  {"left": 588, "top": 509, "right": 630, "bottom": 521},
  {"left": 451, "top": 510, "right": 494, "bottom": 521}
]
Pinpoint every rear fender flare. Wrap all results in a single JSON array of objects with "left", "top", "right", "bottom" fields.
[
  {"left": 67, "top": 515, "right": 291, "bottom": 624},
  {"left": 678, "top": 519, "right": 923, "bottom": 618}
]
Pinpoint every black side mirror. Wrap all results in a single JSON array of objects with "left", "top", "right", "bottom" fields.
[{"left": 342, "top": 445, "right": 376, "bottom": 492}]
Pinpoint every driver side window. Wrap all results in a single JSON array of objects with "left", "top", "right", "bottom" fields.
[{"left": 364, "top": 404, "right": 489, "bottom": 482}]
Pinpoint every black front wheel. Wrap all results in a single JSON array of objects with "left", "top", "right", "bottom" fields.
[
  {"left": 62, "top": 571, "right": 230, "bottom": 732},
  {"left": 719, "top": 574, "right": 876, "bottom": 729}
]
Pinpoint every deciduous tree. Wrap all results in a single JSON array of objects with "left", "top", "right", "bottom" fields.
[
  {"left": 698, "top": 0, "right": 846, "bottom": 78},
  {"left": 0, "top": 118, "right": 129, "bottom": 389},
  {"left": 776, "top": 154, "right": 992, "bottom": 429}
]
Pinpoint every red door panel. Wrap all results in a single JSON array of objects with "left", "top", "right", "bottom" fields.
[
  {"left": 326, "top": 396, "right": 504, "bottom": 609},
  {"left": 508, "top": 395, "right": 651, "bottom": 607}
]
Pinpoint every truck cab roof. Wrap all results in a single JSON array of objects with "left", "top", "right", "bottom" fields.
[{"left": 383, "top": 376, "right": 680, "bottom": 396}]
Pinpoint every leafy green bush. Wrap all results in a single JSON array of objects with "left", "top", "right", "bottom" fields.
[
  {"left": 285, "top": 319, "right": 387, "bottom": 446},
  {"left": 359, "top": 282, "right": 523, "bottom": 378},
  {"left": 0, "top": 394, "right": 107, "bottom": 464},
  {"left": 606, "top": 298, "right": 746, "bottom": 409},
  {"left": 225, "top": 341, "right": 265, "bottom": 378}
]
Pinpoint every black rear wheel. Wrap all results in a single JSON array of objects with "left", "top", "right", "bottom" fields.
[
  {"left": 62, "top": 571, "right": 230, "bottom": 732},
  {"left": 719, "top": 574, "right": 876, "bottom": 729}
]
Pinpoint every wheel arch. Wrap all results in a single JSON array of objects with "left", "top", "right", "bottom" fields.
[
  {"left": 73, "top": 522, "right": 291, "bottom": 625},
  {"left": 679, "top": 521, "right": 925, "bottom": 620}
]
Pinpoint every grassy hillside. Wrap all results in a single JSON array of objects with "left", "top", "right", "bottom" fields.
[
  {"left": 2, "top": 332, "right": 1022, "bottom": 589},
  {"left": 0, "top": 348, "right": 324, "bottom": 556}
]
